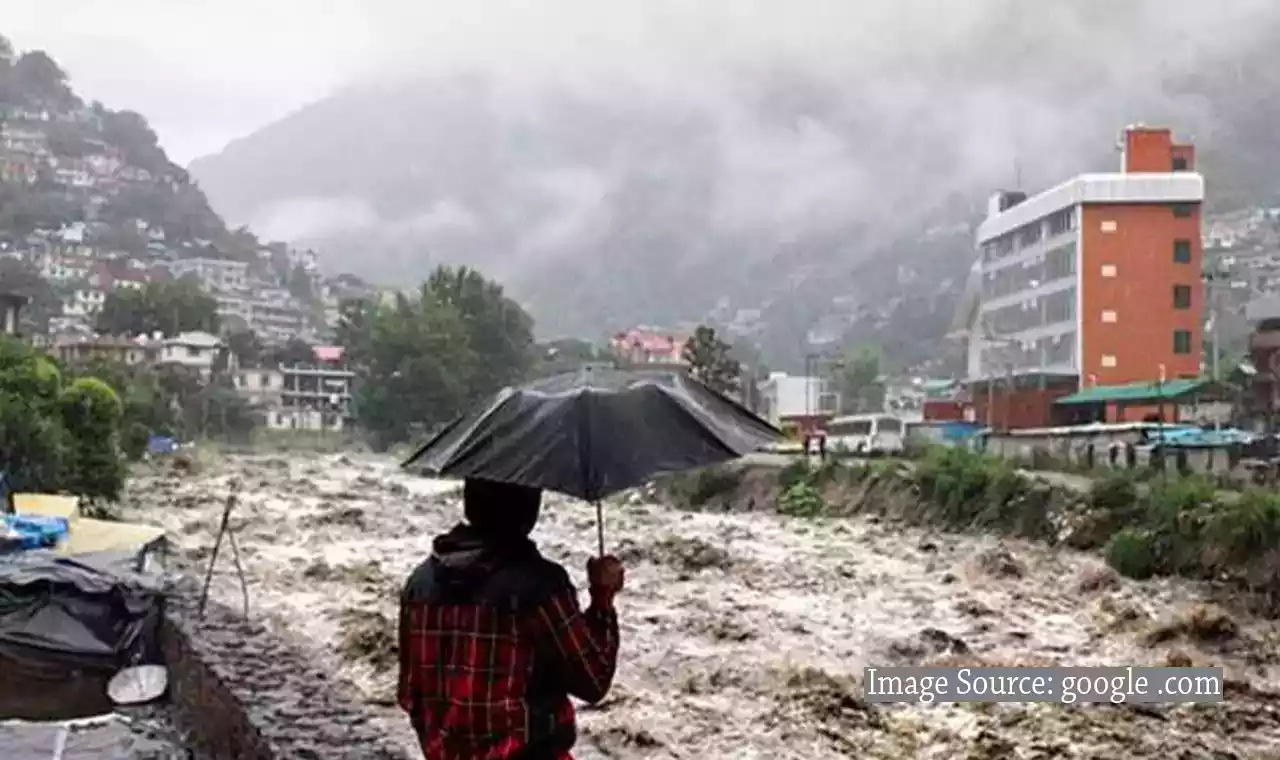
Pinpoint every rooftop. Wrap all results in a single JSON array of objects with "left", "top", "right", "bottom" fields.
[
  {"left": 977, "top": 172, "right": 1205, "bottom": 243},
  {"left": 1054, "top": 378, "right": 1210, "bottom": 406}
]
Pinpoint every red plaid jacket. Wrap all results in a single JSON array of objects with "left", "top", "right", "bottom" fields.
[{"left": 398, "top": 529, "right": 620, "bottom": 760}]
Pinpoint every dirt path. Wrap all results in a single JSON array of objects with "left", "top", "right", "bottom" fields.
[{"left": 124, "top": 453, "right": 1280, "bottom": 759}]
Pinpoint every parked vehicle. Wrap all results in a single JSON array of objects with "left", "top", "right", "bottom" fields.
[{"left": 826, "top": 414, "right": 906, "bottom": 456}]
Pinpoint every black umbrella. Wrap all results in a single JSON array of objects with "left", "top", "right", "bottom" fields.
[{"left": 401, "top": 367, "right": 784, "bottom": 553}]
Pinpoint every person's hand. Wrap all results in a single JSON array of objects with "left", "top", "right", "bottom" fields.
[{"left": 587, "top": 555, "right": 625, "bottom": 604}]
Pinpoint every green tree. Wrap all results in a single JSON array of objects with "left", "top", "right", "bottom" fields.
[
  {"left": 224, "top": 328, "right": 264, "bottom": 368},
  {"left": 352, "top": 268, "right": 536, "bottom": 449},
  {"left": 286, "top": 263, "right": 314, "bottom": 302},
  {"left": 335, "top": 297, "right": 378, "bottom": 368},
  {"left": 11, "top": 50, "right": 73, "bottom": 107},
  {"left": 0, "top": 338, "right": 67, "bottom": 493},
  {"left": 73, "top": 359, "right": 175, "bottom": 459},
  {"left": 837, "top": 346, "right": 886, "bottom": 413},
  {"left": 58, "top": 377, "right": 126, "bottom": 502},
  {"left": 265, "top": 337, "right": 316, "bottom": 367},
  {"left": 101, "top": 109, "right": 167, "bottom": 173},
  {"left": 96, "top": 279, "right": 219, "bottom": 337},
  {"left": 424, "top": 265, "right": 536, "bottom": 391},
  {"left": 358, "top": 289, "right": 476, "bottom": 449},
  {"left": 682, "top": 325, "right": 741, "bottom": 395}
]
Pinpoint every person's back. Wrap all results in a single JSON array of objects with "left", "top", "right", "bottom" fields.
[{"left": 398, "top": 479, "right": 624, "bottom": 760}]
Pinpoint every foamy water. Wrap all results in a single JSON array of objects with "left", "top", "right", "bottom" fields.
[{"left": 122, "top": 453, "right": 1280, "bottom": 759}]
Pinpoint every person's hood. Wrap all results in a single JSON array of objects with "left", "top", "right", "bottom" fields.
[{"left": 428, "top": 523, "right": 537, "bottom": 596}]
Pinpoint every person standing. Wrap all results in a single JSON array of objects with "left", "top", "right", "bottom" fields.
[{"left": 398, "top": 478, "right": 625, "bottom": 760}]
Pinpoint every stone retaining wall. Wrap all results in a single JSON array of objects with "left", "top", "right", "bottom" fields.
[{"left": 163, "top": 588, "right": 412, "bottom": 760}]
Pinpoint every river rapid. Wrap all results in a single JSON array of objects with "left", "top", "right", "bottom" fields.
[{"left": 122, "top": 452, "right": 1280, "bottom": 759}]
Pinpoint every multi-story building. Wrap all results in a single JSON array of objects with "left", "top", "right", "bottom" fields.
[
  {"left": 277, "top": 345, "right": 355, "bottom": 431},
  {"left": 50, "top": 334, "right": 158, "bottom": 366},
  {"left": 213, "top": 287, "right": 308, "bottom": 344},
  {"left": 154, "top": 331, "right": 222, "bottom": 376},
  {"left": 169, "top": 257, "right": 249, "bottom": 292},
  {"left": 955, "top": 125, "right": 1205, "bottom": 428}
]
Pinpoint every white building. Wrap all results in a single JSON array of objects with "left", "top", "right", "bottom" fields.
[
  {"left": 155, "top": 331, "right": 222, "bottom": 375},
  {"left": 756, "top": 372, "right": 840, "bottom": 426},
  {"left": 213, "top": 288, "right": 308, "bottom": 344},
  {"left": 169, "top": 257, "right": 249, "bottom": 292},
  {"left": 233, "top": 367, "right": 284, "bottom": 408},
  {"left": 62, "top": 287, "right": 105, "bottom": 318}
]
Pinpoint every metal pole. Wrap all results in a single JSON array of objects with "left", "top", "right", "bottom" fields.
[{"left": 1004, "top": 363, "right": 1014, "bottom": 432}]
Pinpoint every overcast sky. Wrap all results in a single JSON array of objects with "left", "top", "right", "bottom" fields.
[
  {"left": 7, "top": 0, "right": 1277, "bottom": 167},
  {"left": 2, "top": 0, "right": 1042, "bottom": 165}
]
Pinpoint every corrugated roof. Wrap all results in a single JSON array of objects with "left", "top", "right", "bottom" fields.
[{"left": 1054, "top": 378, "right": 1207, "bottom": 405}]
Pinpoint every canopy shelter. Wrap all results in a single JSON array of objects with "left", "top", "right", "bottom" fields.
[{"left": 1053, "top": 378, "right": 1229, "bottom": 425}]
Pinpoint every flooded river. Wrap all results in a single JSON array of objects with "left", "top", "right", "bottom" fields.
[{"left": 123, "top": 452, "right": 1280, "bottom": 759}]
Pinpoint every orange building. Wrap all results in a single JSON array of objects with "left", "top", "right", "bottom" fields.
[{"left": 955, "top": 125, "right": 1205, "bottom": 428}]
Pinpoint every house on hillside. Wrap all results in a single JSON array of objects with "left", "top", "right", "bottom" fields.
[
  {"left": 609, "top": 327, "right": 688, "bottom": 367},
  {"left": 50, "top": 333, "right": 158, "bottom": 367},
  {"left": 155, "top": 331, "right": 221, "bottom": 377}
]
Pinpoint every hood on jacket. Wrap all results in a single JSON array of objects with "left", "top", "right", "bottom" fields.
[{"left": 425, "top": 522, "right": 539, "bottom": 599}]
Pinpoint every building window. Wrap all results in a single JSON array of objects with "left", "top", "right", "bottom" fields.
[
  {"left": 1101, "top": 310, "right": 1117, "bottom": 323},
  {"left": 1173, "top": 239, "right": 1192, "bottom": 264},
  {"left": 1100, "top": 220, "right": 1117, "bottom": 233},
  {"left": 1173, "top": 330, "right": 1192, "bottom": 354},
  {"left": 1101, "top": 354, "right": 1117, "bottom": 368},
  {"left": 1046, "top": 208, "right": 1074, "bottom": 237},
  {"left": 1172, "top": 203, "right": 1195, "bottom": 218},
  {"left": 1101, "top": 264, "right": 1117, "bottom": 278},
  {"left": 1173, "top": 284, "right": 1192, "bottom": 309},
  {"left": 1172, "top": 156, "right": 1189, "bottom": 171}
]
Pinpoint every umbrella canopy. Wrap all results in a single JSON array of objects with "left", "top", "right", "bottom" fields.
[{"left": 401, "top": 367, "right": 783, "bottom": 503}]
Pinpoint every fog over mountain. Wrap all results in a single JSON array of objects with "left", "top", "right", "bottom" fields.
[{"left": 186, "top": 0, "right": 1280, "bottom": 367}]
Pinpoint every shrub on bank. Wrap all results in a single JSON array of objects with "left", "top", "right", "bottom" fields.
[{"left": 0, "top": 337, "right": 127, "bottom": 503}]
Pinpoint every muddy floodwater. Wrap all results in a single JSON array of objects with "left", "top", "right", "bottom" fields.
[{"left": 123, "top": 453, "right": 1280, "bottom": 759}]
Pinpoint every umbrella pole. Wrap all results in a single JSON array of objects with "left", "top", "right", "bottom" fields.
[{"left": 595, "top": 500, "right": 605, "bottom": 556}]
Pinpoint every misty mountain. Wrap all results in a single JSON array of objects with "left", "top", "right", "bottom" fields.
[{"left": 188, "top": 2, "right": 1280, "bottom": 371}]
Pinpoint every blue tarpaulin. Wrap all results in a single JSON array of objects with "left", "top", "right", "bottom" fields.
[
  {"left": 146, "top": 435, "right": 177, "bottom": 455},
  {"left": 1, "top": 514, "right": 70, "bottom": 551},
  {"left": 1150, "top": 427, "right": 1254, "bottom": 448}
]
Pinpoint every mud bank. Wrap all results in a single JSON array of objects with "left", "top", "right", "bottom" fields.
[{"left": 123, "top": 452, "right": 1280, "bottom": 759}]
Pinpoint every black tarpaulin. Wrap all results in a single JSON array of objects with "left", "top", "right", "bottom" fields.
[
  {"left": 401, "top": 368, "right": 783, "bottom": 503},
  {"left": 0, "top": 550, "right": 164, "bottom": 671}
]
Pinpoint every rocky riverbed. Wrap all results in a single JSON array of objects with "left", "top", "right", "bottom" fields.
[{"left": 122, "top": 452, "right": 1280, "bottom": 759}]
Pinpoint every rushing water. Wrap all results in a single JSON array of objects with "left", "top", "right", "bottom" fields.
[{"left": 122, "top": 453, "right": 1280, "bottom": 759}]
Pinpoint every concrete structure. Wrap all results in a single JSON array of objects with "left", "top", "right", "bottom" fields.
[
  {"left": 955, "top": 125, "right": 1205, "bottom": 428},
  {"left": 276, "top": 345, "right": 354, "bottom": 431},
  {"left": 155, "top": 331, "right": 222, "bottom": 375},
  {"left": 51, "top": 333, "right": 158, "bottom": 366},
  {"left": 1244, "top": 295, "right": 1280, "bottom": 427},
  {"left": 213, "top": 288, "right": 308, "bottom": 344},
  {"left": 757, "top": 372, "right": 840, "bottom": 433},
  {"left": 169, "top": 257, "right": 249, "bottom": 292}
]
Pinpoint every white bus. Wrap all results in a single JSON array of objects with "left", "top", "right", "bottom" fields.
[{"left": 825, "top": 413, "right": 906, "bottom": 456}]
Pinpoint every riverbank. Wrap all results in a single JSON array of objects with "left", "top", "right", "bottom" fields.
[{"left": 666, "top": 448, "right": 1280, "bottom": 614}]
